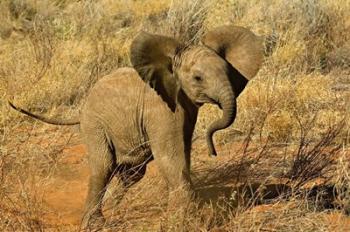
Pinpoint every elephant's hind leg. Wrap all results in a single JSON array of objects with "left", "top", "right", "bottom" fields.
[{"left": 81, "top": 130, "right": 116, "bottom": 230}]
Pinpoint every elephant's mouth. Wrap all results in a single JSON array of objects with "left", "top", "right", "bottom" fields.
[{"left": 196, "top": 94, "right": 222, "bottom": 109}]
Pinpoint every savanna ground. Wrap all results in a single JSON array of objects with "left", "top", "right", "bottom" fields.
[{"left": 0, "top": 0, "right": 349, "bottom": 231}]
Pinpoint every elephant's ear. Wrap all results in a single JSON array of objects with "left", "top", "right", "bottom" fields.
[
  {"left": 202, "top": 25, "right": 264, "bottom": 80},
  {"left": 130, "top": 31, "right": 181, "bottom": 112}
]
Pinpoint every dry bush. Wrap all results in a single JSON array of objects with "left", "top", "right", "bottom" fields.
[
  {"left": 0, "top": 120, "right": 77, "bottom": 230},
  {"left": 0, "top": 1, "right": 132, "bottom": 129},
  {"left": 213, "top": 0, "right": 350, "bottom": 74},
  {"left": 286, "top": 118, "right": 345, "bottom": 188},
  {"left": 139, "top": 0, "right": 210, "bottom": 46},
  {"left": 334, "top": 149, "right": 350, "bottom": 214},
  {"left": 231, "top": 71, "right": 348, "bottom": 144},
  {"left": 226, "top": 201, "right": 333, "bottom": 231},
  {"left": 0, "top": 130, "right": 45, "bottom": 231},
  {"left": 164, "top": 0, "right": 209, "bottom": 44}
]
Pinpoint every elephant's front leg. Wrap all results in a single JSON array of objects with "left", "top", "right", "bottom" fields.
[
  {"left": 157, "top": 152, "right": 193, "bottom": 199},
  {"left": 150, "top": 130, "right": 194, "bottom": 215}
]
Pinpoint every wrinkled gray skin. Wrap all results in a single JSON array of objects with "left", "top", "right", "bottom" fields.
[{"left": 9, "top": 25, "right": 263, "bottom": 229}]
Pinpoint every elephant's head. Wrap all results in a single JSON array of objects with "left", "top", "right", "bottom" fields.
[{"left": 130, "top": 25, "right": 263, "bottom": 157}]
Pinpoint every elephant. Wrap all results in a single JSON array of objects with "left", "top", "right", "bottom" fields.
[{"left": 9, "top": 25, "right": 263, "bottom": 229}]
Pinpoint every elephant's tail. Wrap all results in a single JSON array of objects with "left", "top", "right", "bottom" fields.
[{"left": 8, "top": 101, "right": 80, "bottom": 126}]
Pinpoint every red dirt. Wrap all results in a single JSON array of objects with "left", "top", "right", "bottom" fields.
[
  {"left": 43, "top": 144, "right": 89, "bottom": 226},
  {"left": 41, "top": 143, "right": 161, "bottom": 228},
  {"left": 325, "top": 213, "right": 350, "bottom": 231}
]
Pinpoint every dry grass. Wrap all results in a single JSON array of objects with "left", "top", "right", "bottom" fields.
[{"left": 0, "top": 0, "right": 349, "bottom": 231}]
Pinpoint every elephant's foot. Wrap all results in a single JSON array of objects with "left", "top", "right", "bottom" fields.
[
  {"left": 80, "top": 211, "right": 106, "bottom": 231},
  {"left": 163, "top": 187, "right": 194, "bottom": 230},
  {"left": 168, "top": 185, "right": 194, "bottom": 207}
]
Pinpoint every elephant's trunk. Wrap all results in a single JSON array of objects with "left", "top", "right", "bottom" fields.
[{"left": 206, "top": 84, "right": 236, "bottom": 157}]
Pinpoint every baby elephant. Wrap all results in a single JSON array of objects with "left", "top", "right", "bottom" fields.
[{"left": 9, "top": 25, "right": 263, "bottom": 229}]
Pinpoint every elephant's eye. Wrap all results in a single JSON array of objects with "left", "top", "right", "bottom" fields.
[{"left": 194, "top": 76, "right": 202, "bottom": 82}]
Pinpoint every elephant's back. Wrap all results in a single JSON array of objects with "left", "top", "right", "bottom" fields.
[
  {"left": 80, "top": 67, "right": 170, "bottom": 162},
  {"left": 85, "top": 67, "right": 152, "bottom": 108},
  {"left": 82, "top": 67, "right": 164, "bottom": 121},
  {"left": 93, "top": 67, "right": 146, "bottom": 94}
]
